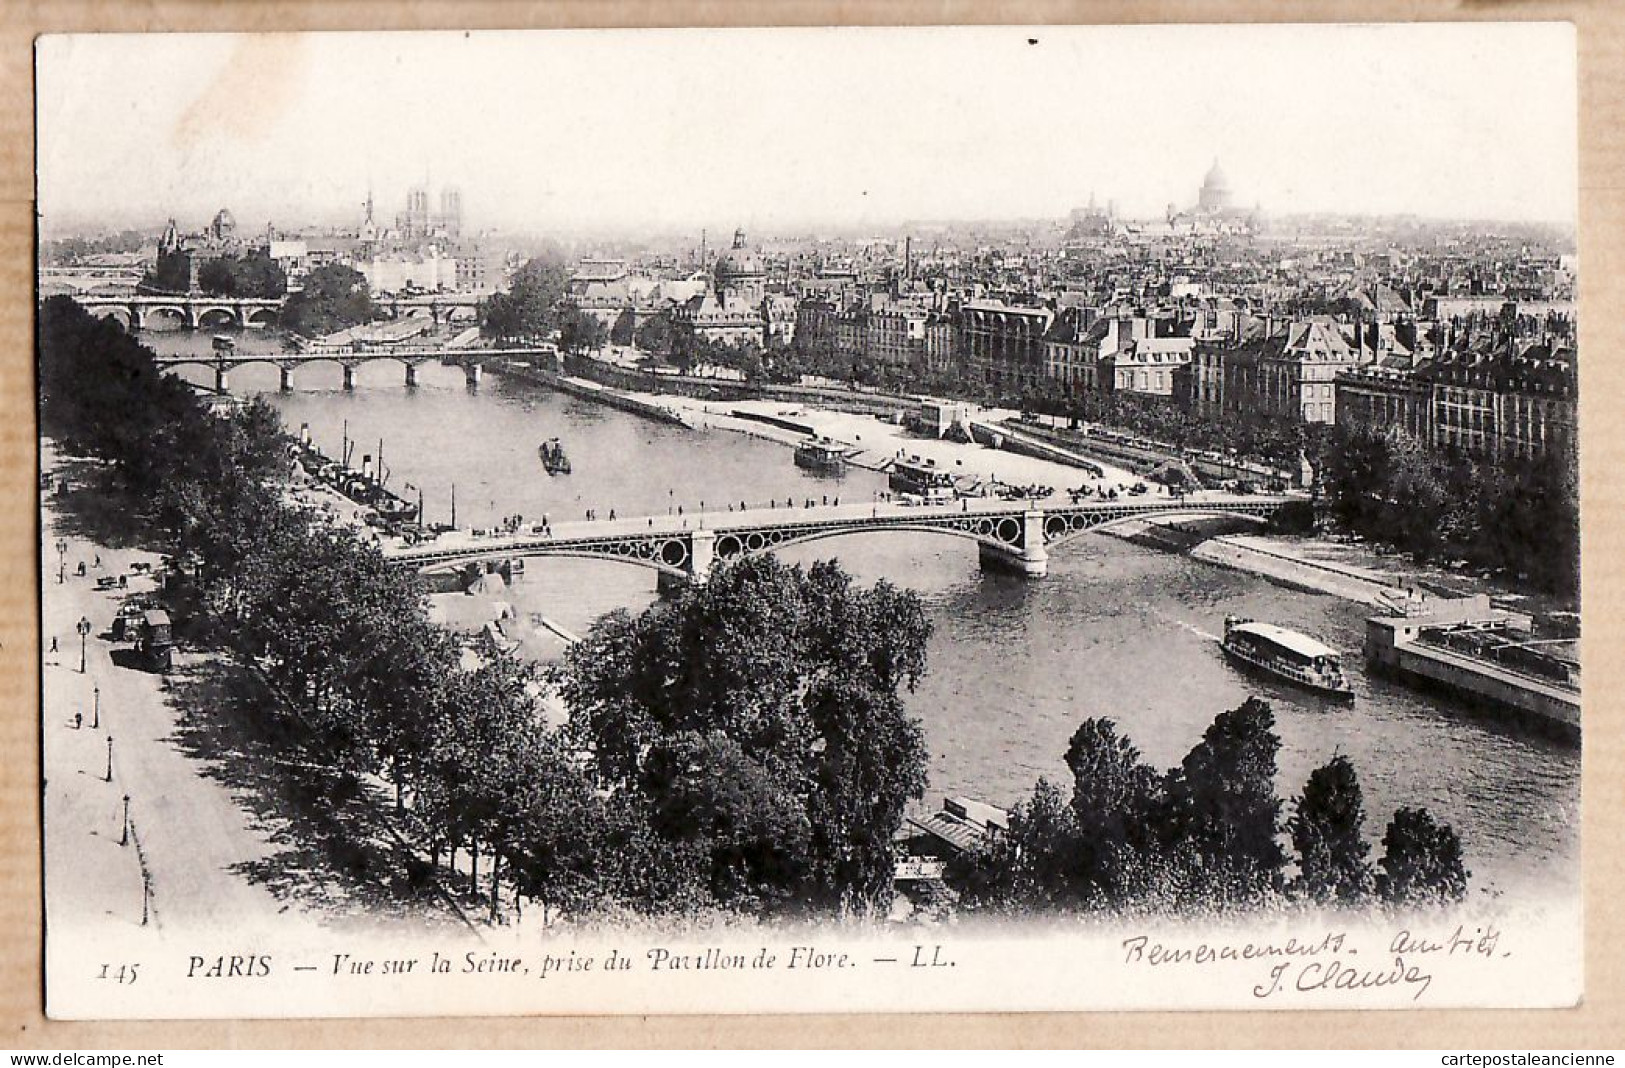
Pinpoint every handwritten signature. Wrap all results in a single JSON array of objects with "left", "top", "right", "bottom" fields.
[{"left": 1119, "top": 922, "right": 1507, "bottom": 1002}]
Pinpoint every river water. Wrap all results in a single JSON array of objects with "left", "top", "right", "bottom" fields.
[{"left": 161, "top": 331, "right": 1579, "bottom": 903}]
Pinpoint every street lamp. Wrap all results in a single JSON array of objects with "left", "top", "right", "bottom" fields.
[
  {"left": 55, "top": 539, "right": 67, "bottom": 585},
  {"left": 76, "top": 616, "right": 91, "bottom": 674},
  {"left": 92, "top": 685, "right": 100, "bottom": 730}
]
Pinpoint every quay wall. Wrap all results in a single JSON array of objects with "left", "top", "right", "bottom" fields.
[
  {"left": 561, "top": 356, "right": 916, "bottom": 416},
  {"left": 967, "top": 421, "right": 1107, "bottom": 476},
  {"left": 495, "top": 362, "right": 692, "bottom": 428},
  {"left": 1365, "top": 619, "right": 1580, "bottom": 739},
  {"left": 1005, "top": 418, "right": 1293, "bottom": 485}
]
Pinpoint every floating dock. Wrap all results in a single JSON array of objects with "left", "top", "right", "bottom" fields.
[{"left": 1364, "top": 594, "right": 1579, "bottom": 740}]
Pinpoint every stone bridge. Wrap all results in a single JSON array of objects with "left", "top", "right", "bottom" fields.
[
  {"left": 70, "top": 291, "right": 484, "bottom": 333},
  {"left": 382, "top": 494, "right": 1295, "bottom": 583},
  {"left": 72, "top": 294, "right": 285, "bottom": 332}
]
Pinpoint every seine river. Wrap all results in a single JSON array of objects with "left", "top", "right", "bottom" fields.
[{"left": 161, "top": 333, "right": 1578, "bottom": 903}]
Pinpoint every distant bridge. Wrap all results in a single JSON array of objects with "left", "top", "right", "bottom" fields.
[
  {"left": 69, "top": 291, "right": 484, "bottom": 332},
  {"left": 151, "top": 346, "right": 558, "bottom": 392},
  {"left": 72, "top": 293, "right": 284, "bottom": 331},
  {"left": 382, "top": 495, "right": 1295, "bottom": 581}
]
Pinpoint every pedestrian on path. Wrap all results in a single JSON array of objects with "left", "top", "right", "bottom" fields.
[
  {"left": 50, "top": 636, "right": 58, "bottom": 654},
  {"left": 73, "top": 712, "right": 81, "bottom": 730}
]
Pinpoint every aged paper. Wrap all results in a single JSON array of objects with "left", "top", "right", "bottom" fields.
[{"left": 6, "top": 1, "right": 1625, "bottom": 1049}]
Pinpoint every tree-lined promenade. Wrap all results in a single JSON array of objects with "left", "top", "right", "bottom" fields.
[{"left": 40, "top": 295, "right": 934, "bottom": 922}]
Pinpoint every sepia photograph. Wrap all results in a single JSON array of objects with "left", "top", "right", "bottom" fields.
[{"left": 32, "top": 22, "right": 1583, "bottom": 1020}]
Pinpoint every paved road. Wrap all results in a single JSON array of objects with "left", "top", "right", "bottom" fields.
[{"left": 41, "top": 444, "right": 299, "bottom": 935}]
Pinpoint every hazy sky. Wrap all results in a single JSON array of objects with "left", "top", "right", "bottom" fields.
[{"left": 36, "top": 24, "right": 1578, "bottom": 237}]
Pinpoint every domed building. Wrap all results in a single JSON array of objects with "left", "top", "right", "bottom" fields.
[
  {"left": 669, "top": 227, "right": 791, "bottom": 350},
  {"left": 1197, "top": 160, "right": 1234, "bottom": 214},
  {"left": 713, "top": 227, "right": 765, "bottom": 304},
  {"left": 209, "top": 207, "right": 237, "bottom": 242},
  {"left": 1165, "top": 159, "right": 1260, "bottom": 235}
]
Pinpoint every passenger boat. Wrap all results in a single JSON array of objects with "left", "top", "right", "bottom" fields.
[
  {"left": 888, "top": 454, "right": 958, "bottom": 502},
  {"left": 794, "top": 436, "right": 848, "bottom": 473},
  {"left": 539, "top": 438, "right": 572, "bottom": 475},
  {"left": 1221, "top": 616, "right": 1354, "bottom": 700}
]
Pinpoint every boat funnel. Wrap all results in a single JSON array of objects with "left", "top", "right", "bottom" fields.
[
  {"left": 362, "top": 454, "right": 374, "bottom": 480},
  {"left": 300, "top": 423, "right": 311, "bottom": 446}
]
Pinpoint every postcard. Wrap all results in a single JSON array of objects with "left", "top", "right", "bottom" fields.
[{"left": 34, "top": 23, "right": 1582, "bottom": 1019}]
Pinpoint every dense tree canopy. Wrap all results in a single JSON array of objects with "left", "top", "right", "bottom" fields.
[
  {"left": 952, "top": 700, "right": 1469, "bottom": 917},
  {"left": 480, "top": 257, "right": 570, "bottom": 343},
  {"left": 557, "top": 306, "right": 609, "bottom": 355},
  {"left": 282, "top": 263, "right": 377, "bottom": 338},
  {"left": 1321, "top": 422, "right": 1578, "bottom": 597},
  {"left": 554, "top": 555, "right": 933, "bottom": 916},
  {"left": 197, "top": 251, "right": 287, "bottom": 299}
]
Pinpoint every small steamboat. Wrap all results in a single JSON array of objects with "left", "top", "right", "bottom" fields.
[{"left": 1222, "top": 616, "right": 1354, "bottom": 700}]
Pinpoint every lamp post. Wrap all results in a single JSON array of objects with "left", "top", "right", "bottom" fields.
[
  {"left": 91, "top": 685, "right": 100, "bottom": 730},
  {"left": 120, "top": 795, "right": 130, "bottom": 847},
  {"left": 76, "top": 616, "right": 91, "bottom": 674},
  {"left": 104, "top": 736, "right": 113, "bottom": 782},
  {"left": 55, "top": 538, "right": 67, "bottom": 584}
]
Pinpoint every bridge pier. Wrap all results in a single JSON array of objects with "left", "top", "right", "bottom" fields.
[
  {"left": 977, "top": 511, "right": 1049, "bottom": 578},
  {"left": 279, "top": 365, "right": 294, "bottom": 392},
  {"left": 342, "top": 364, "right": 358, "bottom": 391},
  {"left": 405, "top": 363, "right": 419, "bottom": 388},
  {"left": 689, "top": 529, "right": 715, "bottom": 579},
  {"left": 214, "top": 366, "right": 231, "bottom": 393},
  {"left": 464, "top": 363, "right": 483, "bottom": 388}
]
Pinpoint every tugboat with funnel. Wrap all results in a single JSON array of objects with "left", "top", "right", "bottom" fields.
[
  {"left": 1221, "top": 616, "right": 1354, "bottom": 701},
  {"left": 539, "top": 438, "right": 572, "bottom": 475}
]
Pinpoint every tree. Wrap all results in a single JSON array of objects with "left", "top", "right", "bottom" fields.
[
  {"left": 1288, "top": 755, "right": 1374, "bottom": 905},
  {"left": 480, "top": 257, "right": 570, "bottom": 343},
  {"left": 198, "top": 251, "right": 287, "bottom": 299},
  {"left": 610, "top": 309, "right": 637, "bottom": 347},
  {"left": 552, "top": 555, "right": 932, "bottom": 917},
  {"left": 634, "top": 312, "right": 675, "bottom": 356},
  {"left": 1156, "top": 697, "right": 1286, "bottom": 906},
  {"left": 951, "top": 778, "right": 1085, "bottom": 912},
  {"left": 282, "top": 264, "right": 376, "bottom": 338},
  {"left": 1377, "top": 807, "right": 1469, "bottom": 907},
  {"left": 141, "top": 250, "right": 193, "bottom": 294},
  {"left": 1062, "top": 718, "right": 1163, "bottom": 902}
]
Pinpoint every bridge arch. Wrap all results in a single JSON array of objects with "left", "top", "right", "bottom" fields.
[
  {"left": 246, "top": 307, "right": 279, "bottom": 327},
  {"left": 142, "top": 305, "right": 188, "bottom": 330},
  {"left": 412, "top": 540, "right": 693, "bottom": 580},
  {"left": 89, "top": 305, "right": 132, "bottom": 330},
  {"left": 1045, "top": 507, "right": 1271, "bottom": 549},
  {"left": 712, "top": 519, "right": 1017, "bottom": 565}
]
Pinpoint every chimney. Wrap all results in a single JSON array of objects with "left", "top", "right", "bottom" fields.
[
  {"left": 362, "top": 454, "right": 374, "bottom": 481},
  {"left": 299, "top": 423, "right": 311, "bottom": 447}
]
